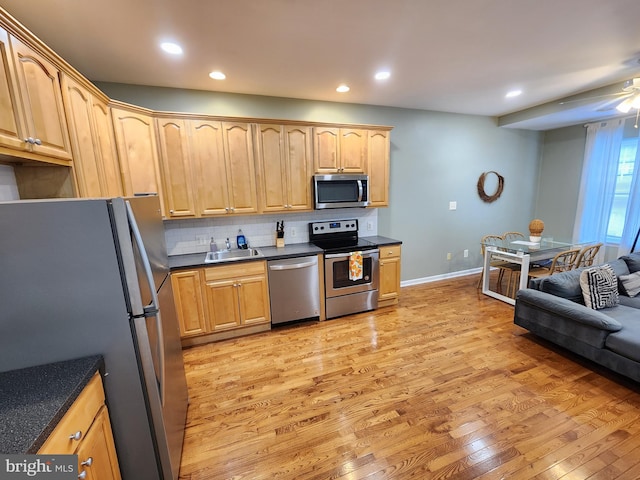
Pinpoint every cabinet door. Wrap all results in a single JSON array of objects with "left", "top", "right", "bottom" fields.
[
  {"left": 91, "top": 100, "right": 123, "bottom": 197},
  {"left": 171, "top": 270, "right": 207, "bottom": 337},
  {"left": 189, "top": 119, "right": 230, "bottom": 216},
  {"left": 112, "top": 107, "right": 165, "bottom": 215},
  {"left": 76, "top": 407, "right": 121, "bottom": 480},
  {"left": 0, "top": 26, "right": 26, "bottom": 151},
  {"left": 367, "top": 130, "right": 390, "bottom": 207},
  {"left": 379, "top": 245, "right": 401, "bottom": 305},
  {"left": 255, "top": 124, "right": 287, "bottom": 212},
  {"left": 340, "top": 128, "right": 367, "bottom": 173},
  {"left": 222, "top": 122, "right": 258, "bottom": 214},
  {"left": 10, "top": 35, "right": 71, "bottom": 160},
  {"left": 313, "top": 126, "right": 340, "bottom": 173},
  {"left": 156, "top": 118, "right": 196, "bottom": 218},
  {"left": 284, "top": 125, "right": 313, "bottom": 210},
  {"left": 61, "top": 75, "right": 104, "bottom": 197},
  {"left": 237, "top": 275, "right": 270, "bottom": 326},
  {"left": 204, "top": 278, "right": 242, "bottom": 331}
]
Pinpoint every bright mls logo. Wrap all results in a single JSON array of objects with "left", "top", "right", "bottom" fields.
[{"left": 0, "top": 455, "right": 77, "bottom": 479}]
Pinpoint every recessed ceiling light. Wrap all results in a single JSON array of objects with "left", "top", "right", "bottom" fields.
[
  {"left": 375, "top": 71, "right": 391, "bottom": 80},
  {"left": 209, "top": 71, "right": 226, "bottom": 80},
  {"left": 505, "top": 89, "right": 522, "bottom": 98},
  {"left": 160, "top": 42, "right": 183, "bottom": 55},
  {"left": 336, "top": 84, "right": 350, "bottom": 93}
]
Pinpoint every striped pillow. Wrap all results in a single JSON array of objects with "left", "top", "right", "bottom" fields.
[
  {"left": 580, "top": 265, "right": 619, "bottom": 310},
  {"left": 619, "top": 271, "right": 640, "bottom": 297}
]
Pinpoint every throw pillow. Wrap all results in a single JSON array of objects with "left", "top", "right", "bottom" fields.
[
  {"left": 618, "top": 271, "right": 640, "bottom": 297},
  {"left": 621, "top": 252, "right": 640, "bottom": 273},
  {"left": 580, "top": 265, "right": 619, "bottom": 310}
]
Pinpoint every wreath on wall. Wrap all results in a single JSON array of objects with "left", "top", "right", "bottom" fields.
[{"left": 477, "top": 171, "right": 504, "bottom": 203}]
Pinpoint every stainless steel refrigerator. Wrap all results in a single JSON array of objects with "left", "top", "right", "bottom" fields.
[{"left": 0, "top": 196, "right": 188, "bottom": 480}]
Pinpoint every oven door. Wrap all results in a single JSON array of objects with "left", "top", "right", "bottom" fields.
[{"left": 324, "top": 250, "right": 379, "bottom": 298}]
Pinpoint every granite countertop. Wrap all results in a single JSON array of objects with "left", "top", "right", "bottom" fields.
[
  {"left": 0, "top": 355, "right": 104, "bottom": 454},
  {"left": 169, "top": 237, "right": 402, "bottom": 270}
]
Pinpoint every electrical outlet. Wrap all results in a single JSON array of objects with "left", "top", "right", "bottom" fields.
[
  {"left": 463, "top": 249, "right": 469, "bottom": 258},
  {"left": 367, "top": 221, "right": 373, "bottom": 231},
  {"left": 447, "top": 252, "right": 452, "bottom": 260},
  {"left": 290, "top": 227, "right": 296, "bottom": 237},
  {"left": 449, "top": 201, "right": 457, "bottom": 210},
  {"left": 195, "top": 235, "right": 208, "bottom": 246}
]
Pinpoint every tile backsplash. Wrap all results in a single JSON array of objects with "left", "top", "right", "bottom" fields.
[{"left": 164, "top": 209, "right": 379, "bottom": 256}]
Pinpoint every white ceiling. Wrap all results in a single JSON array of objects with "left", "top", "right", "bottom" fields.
[{"left": 3, "top": 0, "right": 640, "bottom": 130}]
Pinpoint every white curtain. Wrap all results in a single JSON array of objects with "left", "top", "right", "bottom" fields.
[
  {"left": 618, "top": 137, "right": 640, "bottom": 255},
  {"left": 573, "top": 119, "right": 624, "bottom": 245}
]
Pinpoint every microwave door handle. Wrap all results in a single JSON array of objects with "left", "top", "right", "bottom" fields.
[
  {"left": 125, "top": 200, "right": 165, "bottom": 405},
  {"left": 357, "top": 180, "right": 363, "bottom": 202}
]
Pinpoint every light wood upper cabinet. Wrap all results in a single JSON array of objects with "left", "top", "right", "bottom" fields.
[
  {"left": 255, "top": 123, "right": 313, "bottom": 212},
  {"left": 367, "top": 129, "right": 390, "bottom": 207},
  {"left": 314, "top": 127, "right": 367, "bottom": 174},
  {"left": 0, "top": 26, "right": 71, "bottom": 162},
  {"left": 222, "top": 122, "right": 258, "bottom": 214},
  {"left": 0, "top": 26, "right": 24, "bottom": 153},
  {"left": 61, "top": 74, "right": 123, "bottom": 198},
  {"left": 189, "top": 119, "right": 229, "bottom": 216},
  {"left": 156, "top": 117, "right": 196, "bottom": 218},
  {"left": 111, "top": 105, "right": 165, "bottom": 215}
]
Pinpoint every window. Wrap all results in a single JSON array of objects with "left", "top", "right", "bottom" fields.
[{"left": 607, "top": 138, "right": 638, "bottom": 241}]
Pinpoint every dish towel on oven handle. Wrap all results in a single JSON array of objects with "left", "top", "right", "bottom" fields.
[{"left": 349, "top": 251, "right": 363, "bottom": 281}]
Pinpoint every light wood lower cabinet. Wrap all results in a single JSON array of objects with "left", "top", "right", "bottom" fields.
[
  {"left": 378, "top": 244, "right": 401, "bottom": 307},
  {"left": 173, "top": 261, "right": 271, "bottom": 346},
  {"left": 38, "top": 372, "right": 121, "bottom": 480}
]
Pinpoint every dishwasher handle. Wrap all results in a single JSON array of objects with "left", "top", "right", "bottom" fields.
[{"left": 269, "top": 259, "right": 317, "bottom": 271}]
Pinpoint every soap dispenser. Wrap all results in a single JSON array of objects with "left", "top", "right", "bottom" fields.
[
  {"left": 236, "top": 229, "right": 247, "bottom": 249},
  {"left": 209, "top": 237, "right": 218, "bottom": 252}
]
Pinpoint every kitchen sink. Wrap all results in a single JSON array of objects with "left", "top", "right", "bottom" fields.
[{"left": 204, "top": 248, "right": 263, "bottom": 263}]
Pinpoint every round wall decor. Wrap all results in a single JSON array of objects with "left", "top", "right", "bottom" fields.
[{"left": 477, "top": 171, "right": 504, "bottom": 203}]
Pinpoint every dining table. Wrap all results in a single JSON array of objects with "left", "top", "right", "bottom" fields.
[{"left": 481, "top": 237, "right": 589, "bottom": 305}]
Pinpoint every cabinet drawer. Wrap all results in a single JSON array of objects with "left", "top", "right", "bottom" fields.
[
  {"left": 380, "top": 245, "right": 401, "bottom": 259},
  {"left": 204, "top": 260, "right": 266, "bottom": 281},
  {"left": 38, "top": 373, "right": 104, "bottom": 454}
]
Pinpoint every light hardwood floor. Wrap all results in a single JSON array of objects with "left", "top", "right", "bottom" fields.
[{"left": 179, "top": 274, "right": 640, "bottom": 479}]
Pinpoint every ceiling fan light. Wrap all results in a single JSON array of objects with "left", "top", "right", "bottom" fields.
[
  {"left": 631, "top": 94, "right": 640, "bottom": 109},
  {"left": 617, "top": 98, "right": 633, "bottom": 113}
]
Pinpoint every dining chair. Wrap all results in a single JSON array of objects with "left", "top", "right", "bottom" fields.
[
  {"left": 478, "top": 234, "right": 512, "bottom": 291},
  {"left": 528, "top": 248, "right": 581, "bottom": 280},
  {"left": 502, "top": 231, "right": 525, "bottom": 243},
  {"left": 574, "top": 242, "right": 603, "bottom": 268}
]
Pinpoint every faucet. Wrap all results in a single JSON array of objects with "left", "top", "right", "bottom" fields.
[{"left": 225, "top": 238, "right": 231, "bottom": 250}]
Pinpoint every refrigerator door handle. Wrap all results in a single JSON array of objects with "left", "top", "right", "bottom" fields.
[{"left": 126, "top": 200, "right": 166, "bottom": 405}]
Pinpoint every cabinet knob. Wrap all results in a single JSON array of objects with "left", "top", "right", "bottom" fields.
[
  {"left": 24, "top": 137, "right": 34, "bottom": 144},
  {"left": 81, "top": 457, "right": 93, "bottom": 467},
  {"left": 69, "top": 431, "right": 83, "bottom": 441},
  {"left": 78, "top": 471, "right": 87, "bottom": 479},
  {"left": 34, "top": 138, "right": 42, "bottom": 145}
]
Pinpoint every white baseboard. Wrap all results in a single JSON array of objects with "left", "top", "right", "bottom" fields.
[{"left": 401, "top": 267, "right": 482, "bottom": 287}]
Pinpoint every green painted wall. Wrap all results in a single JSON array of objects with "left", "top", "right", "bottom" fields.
[{"left": 97, "top": 82, "right": 543, "bottom": 281}]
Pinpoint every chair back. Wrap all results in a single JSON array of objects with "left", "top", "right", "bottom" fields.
[
  {"left": 502, "top": 231, "right": 525, "bottom": 244},
  {"left": 481, "top": 234, "right": 503, "bottom": 254},
  {"left": 549, "top": 248, "right": 581, "bottom": 274},
  {"left": 574, "top": 243, "right": 603, "bottom": 268}
]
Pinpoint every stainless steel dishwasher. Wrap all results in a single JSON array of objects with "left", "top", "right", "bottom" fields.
[{"left": 268, "top": 255, "right": 320, "bottom": 324}]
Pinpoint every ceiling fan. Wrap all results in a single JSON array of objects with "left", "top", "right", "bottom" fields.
[{"left": 560, "top": 78, "right": 640, "bottom": 113}]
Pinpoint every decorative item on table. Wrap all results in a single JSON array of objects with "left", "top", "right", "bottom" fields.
[
  {"left": 349, "top": 251, "right": 363, "bottom": 281},
  {"left": 528, "top": 218, "right": 544, "bottom": 243},
  {"left": 276, "top": 220, "right": 285, "bottom": 248},
  {"left": 237, "top": 229, "right": 248, "bottom": 249}
]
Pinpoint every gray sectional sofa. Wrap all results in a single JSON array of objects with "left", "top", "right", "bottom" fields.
[{"left": 514, "top": 252, "right": 640, "bottom": 383}]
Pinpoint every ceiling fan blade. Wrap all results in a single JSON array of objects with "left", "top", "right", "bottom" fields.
[
  {"left": 596, "top": 95, "right": 632, "bottom": 112},
  {"left": 559, "top": 91, "right": 630, "bottom": 106}
]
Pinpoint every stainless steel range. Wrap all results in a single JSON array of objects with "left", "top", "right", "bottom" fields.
[{"left": 309, "top": 219, "right": 379, "bottom": 319}]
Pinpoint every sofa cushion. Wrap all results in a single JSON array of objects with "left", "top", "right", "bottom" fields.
[
  {"left": 535, "top": 269, "right": 585, "bottom": 304},
  {"left": 605, "top": 312, "right": 640, "bottom": 362},
  {"left": 580, "top": 265, "right": 619, "bottom": 310},
  {"left": 619, "top": 294, "right": 640, "bottom": 309},
  {"left": 606, "top": 258, "right": 630, "bottom": 277},
  {"left": 618, "top": 271, "right": 640, "bottom": 297},
  {"left": 621, "top": 252, "right": 640, "bottom": 273}
]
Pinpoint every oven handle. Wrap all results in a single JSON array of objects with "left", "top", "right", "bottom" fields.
[{"left": 325, "top": 249, "right": 379, "bottom": 259}]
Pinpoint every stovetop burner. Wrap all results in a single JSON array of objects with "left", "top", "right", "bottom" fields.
[{"left": 308, "top": 219, "right": 378, "bottom": 253}]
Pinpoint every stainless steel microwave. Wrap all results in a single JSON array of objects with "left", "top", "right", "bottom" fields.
[{"left": 313, "top": 174, "right": 369, "bottom": 209}]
